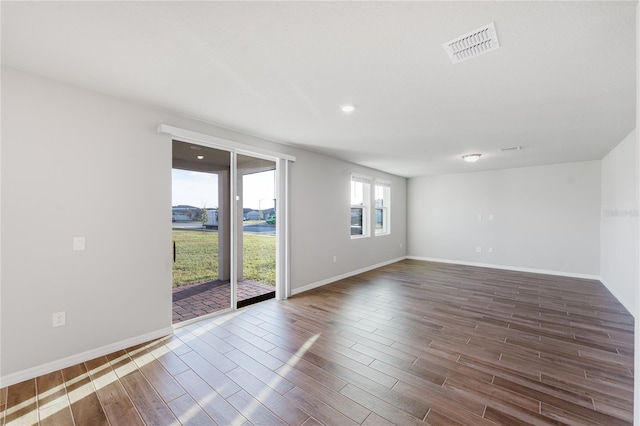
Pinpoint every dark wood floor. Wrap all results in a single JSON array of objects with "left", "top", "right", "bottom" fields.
[{"left": 1, "top": 260, "right": 634, "bottom": 425}]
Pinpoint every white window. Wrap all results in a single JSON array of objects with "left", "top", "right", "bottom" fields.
[
  {"left": 375, "top": 181, "right": 391, "bottom": 235},
  {"left": 350, "top": 174, "right": 371, "bottom": 238}
]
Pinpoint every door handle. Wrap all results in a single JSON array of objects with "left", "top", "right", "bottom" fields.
[{"left": 173, "top": 241, "right": 176, "bottom": 263}]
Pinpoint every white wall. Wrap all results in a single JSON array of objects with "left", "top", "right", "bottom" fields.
[
  {"left": 600, "top": 130, "right": 638, "bottom": 316},
  {"left": 407, "top": 162, "right": 601, "bottom": 277},
  {"left": 290, "top": 151, "right": 406, "bottom": 292},
  {"left": 2, "top": 68, "right": 173, "bottom": 381},
  {"left": 0, "top": 68, "right": 406, "bottom": 383}
]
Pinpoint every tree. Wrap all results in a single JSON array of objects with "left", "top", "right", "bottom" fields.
[{"left": 200, "top": 205, "right": 209, "bottom": 226}]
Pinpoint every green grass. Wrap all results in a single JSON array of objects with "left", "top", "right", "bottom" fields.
[
  {"left": 172, "top": 229, "right": 275, "bottom": 287},
  {"left": 242, "top": 235, "right": 277, "bottom": 285}
]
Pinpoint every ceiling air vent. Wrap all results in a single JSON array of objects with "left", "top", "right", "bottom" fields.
[
  {"left": 443, "top": 22, "right": 500, "bottom": 64},
  {"left": 499, "top": 146, "right": 522, "bottom": 152}
]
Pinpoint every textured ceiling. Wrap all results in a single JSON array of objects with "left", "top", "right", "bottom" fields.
[{"left": 2, "top": 1, "right": 636, "bottom": 177}]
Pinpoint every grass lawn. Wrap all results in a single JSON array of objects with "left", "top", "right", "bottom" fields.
[{"left": 172, "top": 229, "right": 275, "bottom": 287}]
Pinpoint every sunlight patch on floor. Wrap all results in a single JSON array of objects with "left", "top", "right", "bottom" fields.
[{"left": 231, "top": 333, "right": 320, "bottom": 424}]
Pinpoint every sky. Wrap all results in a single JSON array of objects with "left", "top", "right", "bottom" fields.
[{"left": 172, "top": 169, "right": 275, "bottom": 210}]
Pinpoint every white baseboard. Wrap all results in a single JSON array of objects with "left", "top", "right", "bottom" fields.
[
  {"left": 0, "top": 326, "right": 174, "bottom": 388},
  {"left": 290, "top": 256, "right": 407, "bottom": 296},
  {"left": 407, "top": 256, "right": 601, "bottom": 281}
]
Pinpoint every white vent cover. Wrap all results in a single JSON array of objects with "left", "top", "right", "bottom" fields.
[
  {"left": 499, "top": 145, "right": 522, "bottom": 152},
  {"left": 443, "top": 22, "right": 500, "bottom": 64}
]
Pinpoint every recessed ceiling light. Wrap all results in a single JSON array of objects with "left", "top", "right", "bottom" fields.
[
  {"left": 462, "top": 154, "right": 482, "bottom": 163},
  {"left": 340, "top": 104, "right": 356, "bottom": 113},
  {"left": 197, "top": 155, "right": 204, "bottom": 160},
  {"left": 190, "top": 145, "right": 203, "bottom": 151}
]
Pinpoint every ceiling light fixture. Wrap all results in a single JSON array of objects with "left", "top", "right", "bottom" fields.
[
  {"left": 197, "top": 155, "right": 204, "bottom": 160},
  {"left": 462, "top": 154, "right": 482, "bottom": 163},
  {"left": 340, "top": 104, "right": 355, "bottom": 113}
]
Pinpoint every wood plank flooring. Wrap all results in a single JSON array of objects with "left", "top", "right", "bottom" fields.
[{"left": 1, "top": 260, "right": 634, "bottom": 425}]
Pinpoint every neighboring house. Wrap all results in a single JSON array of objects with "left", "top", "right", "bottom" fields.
[
  {"left": 245, "top": 210, "right": 260, "bottom": 220},
  {"left": 172, "top": 205, "right": 199, "bottom": 222}
]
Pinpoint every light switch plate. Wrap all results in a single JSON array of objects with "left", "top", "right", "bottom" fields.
[{"left": 73, "top": 237, "right": 85, "bottom": 251}]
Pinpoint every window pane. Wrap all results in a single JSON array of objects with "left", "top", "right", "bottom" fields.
[
  {"left": 351, "top": 207, "right": 363, "bottom": 235},
  {"left": 351, "top": 180, "right": 364, "bottom": 205},
  {"left": 351, "top": 175, "right": 370, "bottom": 238},
  {"left": 375, "top": 185, "right": 384, "bottom": 206},
  {"left": 375, "top": 208, "right": 384, "bottom": 230},
  {"left": 374, "top": 183, "right": 390, "bottom": 235}
]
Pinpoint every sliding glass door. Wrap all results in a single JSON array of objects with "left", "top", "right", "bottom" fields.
[{"left": 171, "top": 141, "right": 280, "bottom": 325}]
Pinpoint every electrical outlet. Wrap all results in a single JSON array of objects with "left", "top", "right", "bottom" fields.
[
  {"left": 53, "top": 312, "right": 66, "bottom": 327},
  {"left": 488, "top": 247, "right": 493, "bottom": 253}
]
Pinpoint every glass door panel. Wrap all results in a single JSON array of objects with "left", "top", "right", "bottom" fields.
[
  {"left": 236, "top": 154, "right": 276, "bottom": 308},
  {"left": 171, "top": 141, "right": 232, "bottom": 323}
]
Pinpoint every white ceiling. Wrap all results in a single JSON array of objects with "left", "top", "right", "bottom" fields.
[{"left": 2, "top": 1, "right": 636, "bottom": 178}]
